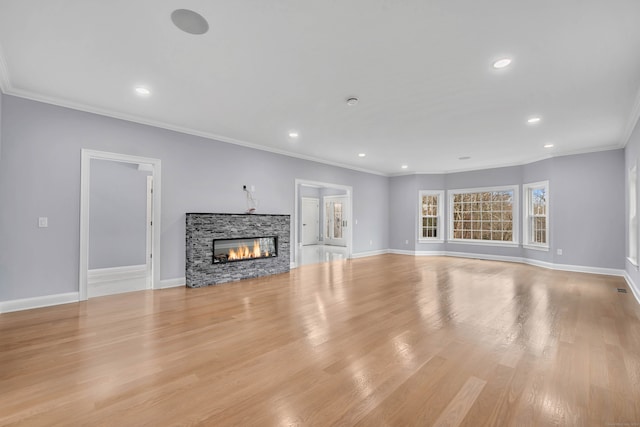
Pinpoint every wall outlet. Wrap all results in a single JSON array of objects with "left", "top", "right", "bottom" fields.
[
  {"left": 38, "top": 217, "right": 48, "bottom": 228},
  {"left": 369, "top": 240, "right": 373, "bottom": 246},
  {"left": 557, "top": 249, "right": 563, "bottom": 255},
  {"left": 250, "top": 185, "right": 255, "bottom": 192},
  {"left": 405, "top": 239, "right": 409, "bottom": 245}
]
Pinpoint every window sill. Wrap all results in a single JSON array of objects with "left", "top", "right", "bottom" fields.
[
  {"left": 447, "top": 240, "right": 519, "bottom": 248},
  {"left": 523, "top": 244, "right": 549, "bottom": 252},
  {"left": 418, "top": 239, "right": 444, "bottom": 244}
]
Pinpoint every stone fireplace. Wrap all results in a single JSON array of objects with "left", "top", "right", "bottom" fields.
[{"left": 185, "top": 213, "right": 290, "bottom": 287}]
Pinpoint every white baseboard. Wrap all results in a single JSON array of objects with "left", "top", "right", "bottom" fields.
[
  {"left": 388, "top": 249, "right": 626, "bottom": 279},
  {"left": 88, "top": 264, "right": 147, "bottom": 298},
  {"left": 624, "top": 271, "right": 640, "bottom": 305},
  {"left": 160, "top": 277, "right": 185, "bottom": 289},
  {"left": 351, "top": 249, "right": 390, "bottom": 259},
  {"left": 0, "top": 292, "right": 79, "bottom": 314}
]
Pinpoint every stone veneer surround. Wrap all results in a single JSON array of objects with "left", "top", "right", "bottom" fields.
[{"left": 185, "top": 213, "right": 290, "bottom": 287}]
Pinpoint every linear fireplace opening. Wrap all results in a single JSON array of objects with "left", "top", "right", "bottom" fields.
[{"left": 212, "top": 236, "right": 278, "bottom": 264}]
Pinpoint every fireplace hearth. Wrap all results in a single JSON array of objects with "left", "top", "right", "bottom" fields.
[{"left": 186, "top": 213, "right": 290, "bottom": 287}]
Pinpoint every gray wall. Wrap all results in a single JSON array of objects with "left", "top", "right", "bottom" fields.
[
  {"left": 626, "top": 117, "right": 640, "bottom": 287},
  {"left": 389, "top": 150, "right": 625, "bottom": 269},
  {"left": 89, "top": 159, "right": 150, "bottom": 269},
  {"left": 0, "top": 95, "right": 389, "bottom": 301}
]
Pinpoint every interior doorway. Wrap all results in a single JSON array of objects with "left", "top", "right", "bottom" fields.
[
  {"left": 294, "top": 179, "right": 352, "bottom": 267},
  {"left": 79, "top": 149, "right": 162, "bottom": 300}
]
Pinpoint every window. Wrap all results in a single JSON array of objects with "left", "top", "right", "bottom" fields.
[
  {"left": 449, "top": 185, "right": 518, "bottom": 245},
  {"left": 629, "top": 165, "right": 638, "bottom": 265},
  {"left": 419, "top": 190, "right": 444, "bottom": 242},
  {"left": 523, "top": 181, "right": 549, "bottom": 250}
]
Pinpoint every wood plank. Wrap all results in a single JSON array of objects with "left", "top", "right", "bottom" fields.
[{"left": 0, "top": 255, "right": 638, "bottom": 426}]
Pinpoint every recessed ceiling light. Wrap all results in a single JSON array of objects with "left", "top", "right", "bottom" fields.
[
  {"left": 171, "top": 9, "right": 209, "bottom": 35},
  {"left": 401, "top": 165, "right": 408, "bottom": 169},
  {"left": 288, "top": 131, "right": 299, "bottom": 138},
  {"left": 544, "top": 143, "right": 554, "bottom": 148},
  {"left": 527, "top": 117, "right": 541, "bottom": 124},
  {"left": 135, "top": 87, "right": 151, "bottom": 96},
  {"left": 458, "top": 156, "right": 471, "bottom": 160},
  {"left": 358, "top": 153, "right": 366, "bottom": 157},
  {"left": 346, "top": 97, "right": 359, "bottom": 106},
  {"left": 492, "top": 58, "right": 512, "bottom": 69}
]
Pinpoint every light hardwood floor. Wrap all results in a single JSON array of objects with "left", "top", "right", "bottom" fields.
[{"left": 1, "top": 255, "right": 639, "bottom": 426}]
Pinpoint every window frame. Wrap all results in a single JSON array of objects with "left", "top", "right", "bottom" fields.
[
  {"left": 418, "top": 190, "right": 445, "bottom": 243},
  {"left": 448, "top": 185, "right": 519, "bottom": 247},
  {"left": 522, "top": 181, "right": 549, "bottom": 251}
]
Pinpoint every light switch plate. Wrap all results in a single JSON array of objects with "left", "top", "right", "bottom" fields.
[{"left": 38, "top": 217, "right": 48, "bottom": 228}]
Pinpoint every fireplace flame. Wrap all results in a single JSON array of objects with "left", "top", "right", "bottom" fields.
[{"left": 228, "top": 240, "right": 262, "bottom": 261}]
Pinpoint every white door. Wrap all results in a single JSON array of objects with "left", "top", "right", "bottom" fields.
[
  {"left": 324, "top": 195, "right": 348, "bottom": 246},
  {"left": 302, "top": 197, "right": 319, "bottom": 245}
]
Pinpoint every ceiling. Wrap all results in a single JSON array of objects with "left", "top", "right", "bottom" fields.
[{"left": 1, "top": 1, "right": 639, "bottom": 175}]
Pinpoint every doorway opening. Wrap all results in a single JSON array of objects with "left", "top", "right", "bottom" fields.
[
  {"left": 79, "top": 150, "right": 162, "bottom": 300},
  {"left": 294, "top": 179, "right": 352, "bottom": 267}
]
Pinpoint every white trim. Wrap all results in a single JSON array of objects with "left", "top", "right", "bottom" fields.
[
  {"left": 290, "top": 262, "right": 298, "bottom": 269},
  {"left": 160, "top": 277, "right": 185, "bottom": 289},
  {"left": 88, "top": 264, "right": 147, "bottom": 284},
  {"left": 523, "top": 180, "right": 550, "bottom": 249},
  {"left": 627, "top": 257, "right": 639, "bottom": 269},
  {"left": 448, "top": 184, "right": 520, "bottom": 245},
  {"left": 414, "top": 251, "right": 447, "bottom": 256},
  {"left": 624, "top": 272, "right": 640, "bottom": 305},
  {"left": 446, "top": 240, "right": 519, "bottom": 248},
  {"left": 0, "top": 292, "right": 79, "bottom": 314},
  {"left": 351, "top": 249, "right": 390, "bottom": 259},
  {"left": 80, "top": 149, "right": 162, "bottom": 300},
  {"left": 3, "top": 85, "right": 386, "bottom": 177},
  {"left": 418, "top": 190, "right": 445, "bottom": 242},
  {"left": 387, "top": 250, "right": 627, "bottom": 279},
  {"left": 523, "top": 244, "right": 550, "bottom": 252},
  {"left": 443, "top": 251, "right": 523, "bottom": 264},
  {"left": 388, "top": 249, "right": 417, "bottom": 256},
  {"left": 88, "top": 265, "right": 147, "bottom": 298}
]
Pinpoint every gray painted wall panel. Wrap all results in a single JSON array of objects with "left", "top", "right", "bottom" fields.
[
  {"left": 550, "top": 151, "right": 624, "bottom": 268},
  {"left": 0, "top": 95, "right": 389, "bottom": 301},
  {"left": 389, "top": 175, "right": 418, "bottom": 251},
  {"left": 89, "top": 159, "right": 149, "bottom": 269}
]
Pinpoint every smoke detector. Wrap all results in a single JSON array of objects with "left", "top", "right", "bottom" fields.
[{"left": 346, "top": 97, "right": 359, "bottom": 106}]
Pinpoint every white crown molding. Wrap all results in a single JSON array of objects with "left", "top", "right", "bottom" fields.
[
  {"left": 1, "top": 85, "right": 389, "bottom": 177},
  {"left": 391, "top": 145, "right": 624, "bottom": 176},
  {"left": 0, "top": 292, "right": 79, "bottom": 314}
]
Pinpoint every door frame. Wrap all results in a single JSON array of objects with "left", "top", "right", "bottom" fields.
[
  {"left": 79, "top": 149, "right": 162, "bottom": 300},
  {"left": 301, "top": 197, "right": 320, "bottom": 245},
  {"left": 294, "top": 179, "right": 352, "bottom": 267}
]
